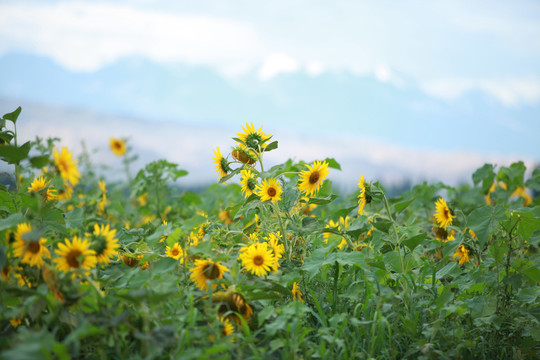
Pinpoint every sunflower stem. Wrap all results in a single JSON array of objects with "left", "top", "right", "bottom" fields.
[{"left": 383, "top": 194, "right": 406, "bottom": 274}]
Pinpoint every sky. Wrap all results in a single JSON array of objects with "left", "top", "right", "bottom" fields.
[{"left": 0, "top": 0, "right": 539, "bottom": 189}]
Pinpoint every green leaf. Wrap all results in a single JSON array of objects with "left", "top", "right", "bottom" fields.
[
  {"left": 394, "top": 199, "right": 415, "bottom": 214},
  {"left": 302, "top": 216, "right": 319, "bottom": 232},
  {"left": 472, "top": 163, "right": 496, "bottom": 193},
  {"left": 383, "top": 251, "right": 402, "bottom": 273},
  {"left": 402, "top": 233, "right": 427, "bottom": 252},
  {"left": 0, "top": 212, "right": 25, "bottom": 231},
  {"left": 323, "top": 157, "right": 341, "bottom": 170},
  {"left": 307, "top": 194, "right": 338, "bottom": 205},
  {"left": 372, "top": 218, "right": 392, "bottom": 233},
  {"left": 467, "top": 205, "right": 506, "bottom": 246},
  {"left": 497, "top": 161, "right": 526, "bottom": 189},
  {"left": 3, "top": 106, "right": 22, "bottom": 123},
  {"left": 513, "top": 208, "right": 540, "bottom": 242},
  {"left": 64, "top": 207, "right": 84, "bottom": 229},
  {"left": 264, "top": 141, "right": 278, "bottom": 152},
  {"left": 525, "top": 168, "right": 540, "bottom": 192},
  {"left": 0, "top": 245, "right": 6, "bottom": 270},
  {"left": 29, "top": 155, "right": 50, "bottom": 168},
  {"left": 0, "top": 141, "right": 31, "bottom": 164}
]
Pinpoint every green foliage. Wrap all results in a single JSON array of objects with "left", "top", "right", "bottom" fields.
[{"left": 0, "top": 108, "right": 539, "bottom": 359}]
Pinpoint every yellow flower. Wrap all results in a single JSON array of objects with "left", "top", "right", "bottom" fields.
[
  {"left": 221, "top": 317, "right": 234, "bottom": 337},
  {"left": 189, "top": 259, "right": 229, "bottom": 291},
  {"left": 109, "top": 138, "right": 127, "bottom": 156},
  {"left": 453, "top": 244, "right": 470, "bottom": 265},
  {"left": 323, "top": 217, "right": 349, "bottom": 249},
  {"left": 240, "top": 169, "right": 258, "bottom": 198},
  {"left": 511, "top": 186, "right": 532, "bottom": 206},
  {"left": 27, "top": 176, "right": 57, "bottom": 201},
  {"left": 213, "top": 147, "right": 232, "bottom": 183},
  {"left": 218, "top": 209, "right": 234, "bottom": 225},
  {"left": 358, "top": 175, "right": 367, "bottom": 215},
  {"left": 434, "top": 198, "right": 455, "bottom": 229},
  {"left": 98, "top": 180, "right": 107, "bottom": 194},
  {"left": 165, "top": 242, "right": 185, "bottom": 263},
  {"left": 236, "top": 122, "right": 271, "bottom": 150},
  {"left": 89, "top": 224, "right": 119, "bottom": 265},
  {"left": 292, "top": 282, "right": 304, "bottom": 302},
  {"left": 256, "top": 177, "right": 283, "bottom": 203},
  {"left": 298, "top": 160, "right": 330, "bottom": 197},
  {"left": 54, "top": 236, "right": 97, "bottom": 272},
  {"left": 10, "top": 317, "right": 22, "bottom": 328},
  {"left": 432, "top": 226, "right": 455, "bottom": 242},
  {"left": 57, "top": 184, "right": 73, "bottom": 201},
  {"left": 137, "top": 193, "right": 148, "bottom": 206},
  {"left": 13, "top": 223, "right": 51, "bottom": 268},
  {"left": 53, "top": 147, "right": 81, "bottom": 186},
  {"left": 239, "top": 242, "right": 278, "bottom": 277}
]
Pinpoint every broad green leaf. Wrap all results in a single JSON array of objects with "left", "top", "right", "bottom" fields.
[
  {"left": 472, "top": 163, "right": 495, "bottom": 193},
  {"left": 0, "top": 141, "right": 31, "bottom": 164},
  {"left": 323, "top": 157, "right": 341, "bottom": 170},
  {"left": 264, "top": 140, "right": 278, "bottom": 152},
  {"left": 64, "top": 207, "right": 84, "bottom": 229},
  {"left": 307, "top": 194, "right": 338, "bottom": 205},
  {"left": 3, "top": 106, "right": 22, "bottom": 123},
  {"left": 0, "top": 212, "right": 24, "bottom": 231},
  {"left": 29, "top": 155, "right": 50, "bottom": 168},
  {"left": 467, "top": 205, "right": 506, "bottom": 246},
  {"left": 402, "top": 233, "right": 427, "bottom": 252},
  {"left": 497, "top": 161, "right": 526, "bottom": 189},
  {"left": 394, "top": 199, "right": 415, "bottom": 214}
]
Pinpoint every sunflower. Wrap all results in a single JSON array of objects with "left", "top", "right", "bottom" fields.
[
  {"left": 13, "top": 223, "right": 51, "bottom": 268},
  {"left": 434, "top": 198, "right": 455, "bottom": 229},
  {"left": 511, "top": 186, "right": 532, "bottom": 206},
  {"left": 236, "top": 122, "right": 271, "bottom": 150},
  {"left": 109, "top": 138, "right": 127, "bottom": 156},
  {"left": 256, "top": 177, "right": 283, "bottom": 203},
  {"left": 323, "top": 217, "right": 349, "bottom": 249},
  {"left": 166, "top": 242, "right": 185, "bottom": 263},
  {"left": 432, "top": 227, "right": 455, "bottom": 242},
  {"left": 213, "top": 290, "right": 253, "bottom": 324},
  {"left": 89, "top": 224, "right": 119, "bottom": 264},
  {"left": 298, "top": 160, "right": 330, "bottom": 197},
  {"left": 291, "top": 282, "right": 304, "bottom": 302},
  {"left": 53, "top": 147, "right": 81, "bottom": 186},
  {"left": 239, "top": 242, "right": 278, "bottom": 277},
  {"left": 240, "top": 169, "right": 258, "bottom": 198},
  {"left": 218, "top": 209, "right": 233, "bottom": 225},
  {"left": 54, "top": 236, "right": 97, "bottom": 272},
  {"left": 213, "top": 147, "right": 232, "bottom": 183},
  {"left": 27, "top": 176, "right": 57, "bottom": 201},
  {"left": 57, "top": 184, "right": 74, "bottom": 201},
  {"left": 358, "top": 175, "right": 367, "bottom": 215},
  {"left": 232, "top": 144, "right": 258, "bottom": 165},
  {"left": 453, "top": 244, "right": 470, "bottom": 265},
  {"left": 189, "top": 259, "right": 229, "bottom": 291},
  {"left": 220, "top": 317, "right": 234, "bottom": 336}
]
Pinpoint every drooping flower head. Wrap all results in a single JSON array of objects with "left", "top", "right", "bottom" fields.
[
  {"left": 189, "top": 259, "right": 229, "bottom": 291},
  {"left": 453, "top": 244, "right": 470, "bottom": 265},
  {"left": 53, "top": 147, "right": 81, "bottom": 186},
  {"left": 239, "top": 242, "right": 278, "bottom": 277},
  {"left": 256, "top": 177, "right": 283, "bottom": 203},
  {"left": 54, "top": 236, "right": 97, "bottom": 273},
  {"left": 213, "top": 147, "right": 232, "bottom": 183},
  {"left": 240, "top": 169, "right": 258, "bottom": 198},
  {"left": 165, "top": 242, "right": 185, "bottom": 263},
  {"left": 358, "top": 175, "right": 367, "bottom": 215},
  {"left": 89, "top": 224, "right": 119, "bottom": 265},
  {"left": 298, "top": 160, "right": 330, "bottom": 197},
  {"left": 213, "top": 290, "right": 253, "bottom": 325},
  {"left": 232, "top": 144, "right": 258, "bottom": 165},
  {"left": 434, "top": 198, "right": 455, "bottom": 229},
  {"left": 236, "top": 122, "right": 271, "bottom": 151},
  {"left": 109, "top": 138, "right": 127, "bottom": 156},
  {"left": 13, "top": 223, "right": 51, "bottom": 268}
]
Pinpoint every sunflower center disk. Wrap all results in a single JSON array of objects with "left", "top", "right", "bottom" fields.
[
  {"left": 267, "top": 188, "right": 276, "bottom": 197},
  {"left": 309, "top": 171, "right": 320, "bottom": 184},
  {"left": 253, "top": 255, "right": 264, "bottom": 266},
  {"left": 27, "top": 241, "right": 41, "bottom": 254},
  {"left": 171, "top": 249, "right": 180, "bottom": 257},
  {"left": 203, "top": 263, "right": 220, "bottom": 280},
  {"left": 67, "top": 250, "right": 82, "bottom": 268}
]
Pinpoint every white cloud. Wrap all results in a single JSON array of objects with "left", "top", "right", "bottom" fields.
[
  {"left": 0, "top": 2, "right": 263, "bottom": 73},
  {"left": 422, "top": 77, "right": 540, "bottom": 106},
  {"left": 305, "top": 61, "right": 325, "bottom": 77},
  {"left": 258, "top": 53, "right": 300, "bottom": 80}
]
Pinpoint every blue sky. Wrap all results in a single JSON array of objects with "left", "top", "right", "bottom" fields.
[{"left": 0, "top": 0, "right": 539, "bottom": 187}]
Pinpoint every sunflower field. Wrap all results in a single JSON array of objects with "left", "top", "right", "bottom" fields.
[{"left": 1, "top": 106, "right": 540, "bottom": 359}]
